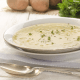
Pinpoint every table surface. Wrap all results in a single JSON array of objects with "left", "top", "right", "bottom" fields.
[{"left": 0, "top": 0, "right": 80, "bottom": 80}]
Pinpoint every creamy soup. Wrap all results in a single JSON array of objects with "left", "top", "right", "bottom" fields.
[{"left": 13, "top": 23, "right": 80, "bottom": 50}]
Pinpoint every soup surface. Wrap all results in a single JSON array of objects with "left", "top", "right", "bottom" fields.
[{"left": 13, "top": 23, "right": 80, "bottom": 50}]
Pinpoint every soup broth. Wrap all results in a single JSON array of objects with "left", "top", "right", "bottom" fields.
[{"left": 13, "top": 23, "right": 80, "bottom": 50}]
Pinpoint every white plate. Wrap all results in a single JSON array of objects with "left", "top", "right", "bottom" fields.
[{"left": 3, "top": 17, "right": 80, "bottom": 61}]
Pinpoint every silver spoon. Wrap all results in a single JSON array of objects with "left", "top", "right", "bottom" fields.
[
  {"left": 0, "top": 63, "right": 41, "bottom": 77},
  {"left": 1, "top": 63, "right": 80, "bottom": 77}
]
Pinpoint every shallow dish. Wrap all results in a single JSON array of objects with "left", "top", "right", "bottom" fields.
[{"left": 3, "top": 17, "right": 80, "bottom": 61}]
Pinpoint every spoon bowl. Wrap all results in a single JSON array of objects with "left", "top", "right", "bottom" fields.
[{"left": 0, "top": 63, "right": 42, "bottom": 77}]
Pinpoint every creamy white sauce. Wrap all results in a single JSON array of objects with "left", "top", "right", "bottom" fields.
[{"left": 13, "top": 23, "right": 80, "bottom": 50}]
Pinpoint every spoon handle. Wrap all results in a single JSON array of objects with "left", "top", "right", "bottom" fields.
[{"left": 35, "top": 67, "right": 80, "bottom": 76}]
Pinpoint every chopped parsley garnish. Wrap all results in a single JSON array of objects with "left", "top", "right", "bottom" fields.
[
  {"left": 48, "top": 36, "right": 51, "bottom": 40},
  {"left": 58, "top": 0, "right": 80, "bottom": 18},
  {"left": 77, "top": 36, "right": 80, "bottom": 41},
  {"left": 56, "top": 30, "right": 60, "bottom": 34},
  {"left": 41, "top": 34, "right": 45, "bottom": 38},
  {"left": 71, "top": 26, "right": 74, "bottom": 30},
  {"left": 40, "top": 31, "right": 42, "bottom": 33},
  {"left": 61, "top": 29, "right": 65, "bottom": 32},
  {"left": 59, "top": 38, "right": 62, "bottom": 39},
  {"left": 51, "top": 30, "right": 54, "bottom": 35},
  {"left": 51, "top": 42, "right": 54, "bottom": 45},
  {"left": 29, "top": 33, "right": 32, "bottom": 35}
]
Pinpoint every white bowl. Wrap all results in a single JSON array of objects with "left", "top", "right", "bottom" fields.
[{"left": 3, "top": 17, "right": 80, "bottom": 61}]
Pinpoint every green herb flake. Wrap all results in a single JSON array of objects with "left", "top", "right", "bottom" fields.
[
  {"left": 77, "top": 36, "right": 80, "bottom": 41},
  {"left": 59, "top": 38, "right": 62, "bottom": 39},
  {"left": 71, "top": 26, "right": 74, "bottom": 30},
  {"left": 29, "top": 33, "right": 32, "bottom": 35},
  {"left": 40, "top": 31, "right": 42, "bottom": 33},
  {"left": 41, "top": 34, "right": 45, "bottom": 38},
  {"left": 56, "top": 30, "right": 60, "bottom": 34},
  {"left": 51, "top": 30, "right": 54, "bottom": 35},
  {"left": 51, "top": 42, "right": 54, "bottom": 45},
  {"left": 48, "top": 36, "right": 51, "bottom": 41},
  {"left": 61, "top": 29, "right": 65, "bottom": 32}
]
